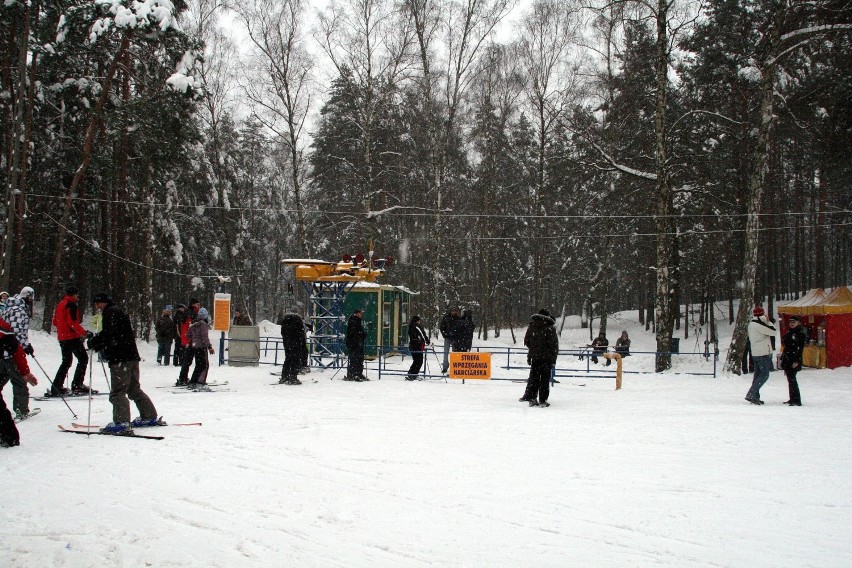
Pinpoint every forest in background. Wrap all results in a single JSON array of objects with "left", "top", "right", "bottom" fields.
[{"left": 1, "top": 0, "right": 850, "bottom": 373}]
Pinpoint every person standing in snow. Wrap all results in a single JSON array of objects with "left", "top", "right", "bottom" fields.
[
  {"left": 520, "top": 309, "right": 559, "bottom": 407},
  {"left": 88, "top": 292, "right": 160, "bottom": 433},
  {"left": 155, "top": 305, "right": 176, "bottom": 366},
  {"left": 780, "top": 315, "right": 806, "bottom": 406},
  {"left": 452, "top": 309, "right": 475, "bottom": 353},
  {"left": 279, "top": 312, "right": 306, "bottom": 385},
  {"left": 0, "top": 291, "right": 9, "bottom": 317},
  {"left": 185, "top": 307, "right": 215, "bottom": 390},
  {"left": 439, "top": 306, "right": 460, "bottom": 373},
  {"left": 232, "top": 309, "right": 252, "bottom": 326},
  {"left": 0, "top": 287, "right": 37, "bottom": 420},
  {"left": 744, "top": 306, "right": 777, "bottom": 405},
  {"left": 176, "top": 299, "right": 200, "bottom": 385},
  {"left": 345, "top": 309, "right": 367, "bottom": 381},
  {"left": 172, "top": 303, "right": 189, "bottom": 369},
  {"left": 0, "top": 317, "right": 38, "bottom": 447},
  {"left": 51, "top": 286, "right": 92, "bottom": 395},
  {"left": 406, "top": 316, "right": 430, "bottom": 380}
]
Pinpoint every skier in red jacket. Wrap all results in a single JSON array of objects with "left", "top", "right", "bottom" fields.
[
  {"left": 51, "top": 286, "right": 92, "bottom": 396},
  {"left": 0, "top": 317, "right": 38, "bottom": 447}
]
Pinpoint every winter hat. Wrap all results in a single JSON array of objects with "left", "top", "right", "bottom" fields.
[
  {"left": 538, "top": 308, "right": 552, "bottom": 318},
  {"left": 66, "top": 286, "right": 79, "bottom": 295},
  {"left": 19, "top": 286, "right": 34, "bottom": 299},
  {"left": 198, "top": 307, "right": 209, "bottom": 320},
  {"left": 164, "top": 304, "right": 174, "bottom": 312},
  {"left": 789, "top": 315, "right": 801, "bottom": 323},
  {"left": 752, "top": 306, "right": 765, "bottom": 317},
  {"left": 93, "top": 292, "right": 112, "bottom": 304},
  {"left": 176, "top": 303, "right": 187, "bottom": 309},
  {"left": 0, "top": 291, "right": 8, "bottom": 299},
  {"left": 189, "top": 298, "right": 200, "bottom": 306}
]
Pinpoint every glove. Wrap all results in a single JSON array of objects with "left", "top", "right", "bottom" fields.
[
  {"left": 88, "top": 335, "right": 105, "bottom": 352},
  {"left": 23, "top": 345, "right": 34, "bottom": 356},
  {"left": 86, "top": 331, "right": 94, "bottom": 340}
]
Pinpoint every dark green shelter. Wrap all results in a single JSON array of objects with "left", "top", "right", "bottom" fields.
[{"left": 343, "top": 283, "right": 416, "bottom": 357}]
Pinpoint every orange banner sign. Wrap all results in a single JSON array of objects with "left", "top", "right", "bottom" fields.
[
  {"left": 449, "top": 352, "right": 491, "bottom": 380},
  {"left": 213, "top": 293, "right": 231, "bottom": 332}
]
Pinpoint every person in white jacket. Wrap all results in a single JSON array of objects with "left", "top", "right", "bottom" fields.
[{"left": 745, "top": 306, "right": 777, "bottom": 404}]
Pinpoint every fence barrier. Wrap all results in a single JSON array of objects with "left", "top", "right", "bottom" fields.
[{"left": 218, "top": 335, "right": 719, "bottom": 382}]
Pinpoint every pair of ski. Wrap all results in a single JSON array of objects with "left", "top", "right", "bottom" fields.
[
  {"left": 58, "top": 421, "right": 201, "bottom": 441},
  {"left": 13, "top": 408, "right": 42, "bottom": 423},
  {"left": 33, "top": 392, "right": 108, "bottom": 402}
]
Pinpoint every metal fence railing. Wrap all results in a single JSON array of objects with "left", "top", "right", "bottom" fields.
[{"left": 218, "top": 335, "right": 718, "bottom": 381}]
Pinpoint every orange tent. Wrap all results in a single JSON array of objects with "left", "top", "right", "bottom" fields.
[{"left": 778, "top": 287, "right": 852, "bottom": 369}]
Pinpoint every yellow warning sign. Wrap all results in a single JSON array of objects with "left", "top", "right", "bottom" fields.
[
  {"left": 213, "top": 293, "right": 231, "bottom": 332},
  {"left": 449, "top": 352, "right": 491, "bottom": 380}
]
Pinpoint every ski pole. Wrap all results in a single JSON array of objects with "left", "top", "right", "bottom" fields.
[
  {"left": 86, "top": 348, "right": 94, "bottom": 434},
  {"left": 31, "top": 354, "right": 77, "bottom": 419},
  {"left": 99, "top": 358, "right": 112, "bottom": 391},
  {"left": 329, "top": 355, "right": 350, "bottom": 381}
]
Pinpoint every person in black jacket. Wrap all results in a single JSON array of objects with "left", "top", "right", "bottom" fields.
[
  {"left": 452, "top": 309, "right": 475, "bottom": 352},
  {"left": 780, "top": 316, "right": 806, "bottom": 406},
  {"left": 439, "top": 307, "right": 460, "bottom": 373},
  {"left": 172, "top": 304, "right": 189, "bottom": 368},
  {"left": 589, "top": 332, "right": 609, "bottom": 365},
  {"left": 280, "top": 313, "right": 306, "bottom": 385},
  {"left": 89, "top": 292, "right": 160, "bottom": 434},
  {"left": 520, "top": 309, "right": 559, "bottom": 407},
  {"left": 345, "top": 309, "right": 367, "bottom": 381},
  {"left": 406, "top": 316, "right": 430, "bottom": 380},
  {"left": 155, "top": 305, "right": 176, "bottom": 365}
]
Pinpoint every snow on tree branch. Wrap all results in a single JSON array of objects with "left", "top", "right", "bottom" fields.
[
  {"left": 780, "top": 24, "right": 852, "bottom": 43},
  {"left": 167, "top": 49, "right": 202, "bottom": 93},
  {"left": 588, "top": 140, "right": 657, "bottom": 181},
  {"left": 89, "top": 0, "right": 179, "bottom": 43}
]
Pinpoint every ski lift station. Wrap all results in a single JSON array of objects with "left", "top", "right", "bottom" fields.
[{"left": 282, "top": 255, "right": 416, "bottom": 367}]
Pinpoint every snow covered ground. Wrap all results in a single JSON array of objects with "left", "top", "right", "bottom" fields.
[{"left": 2, "top": 312, "right": 851, "bottom": 567}]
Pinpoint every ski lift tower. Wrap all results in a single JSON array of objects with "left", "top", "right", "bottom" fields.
[{"left": 282, "top": 251, "right": 392, "bottom": 368}]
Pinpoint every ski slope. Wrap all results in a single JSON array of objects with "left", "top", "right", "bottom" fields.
[{"left": 2, "top": 313, "right": 851, "bottom": 567}]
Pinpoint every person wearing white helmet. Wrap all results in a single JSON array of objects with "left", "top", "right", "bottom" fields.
[
  {"left": 184, "top": 306, "right": 215, "bottom": 391},
  {"left": 0, "top": 286, "right": 38, "bottom": 420}
]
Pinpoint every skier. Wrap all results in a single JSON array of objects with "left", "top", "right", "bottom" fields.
[
  {"left": 345, "top": 309, "right": 367, "bottom": 381},
  {"left": 452, "top": 309, "right": 475, "bottom": 352},
  {"left": 406, "top": 316, "right": 430, "bottom": 380},
  {"left": 172, "top": 303, "right": 189, "bottom": 369},
  {"left": 185, "top": 307, "right": 215, "bottom": 390},
  {"left": 279, "top": 312, "right": 306, "bottom": 385},
  {"left": 520, "top": 309, "right": 559, "bottom": 407},
  {"left": 51, "top": 286, "right": 92, "bottom": 395},
  {"left": 0, "top": 317, "right": 38, "bottom": 447},
  {"left": 176, "top": 299, "right": 200, "bottom": 385},
  {"left": 439, "top": 306, "right": 460, "bottom": 373},
  {"left": 744, "top": 306, "right": 777, "bottom": 405},
  {"left": 88, "top": 292, "right": 160, "bottom": 434},
  {"left": 0, "top": 286, "right": 38, "bottom": 420},
  {"left": 155, "top": 305, "right": 176, "bottom": 365},
  {"left": 780, "top": 315, "right": 806, "bottom": 406}
]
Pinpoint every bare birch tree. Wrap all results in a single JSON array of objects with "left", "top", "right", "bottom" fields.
[{"left": 235, "top": 0, "right": 313, "bottom": 257}]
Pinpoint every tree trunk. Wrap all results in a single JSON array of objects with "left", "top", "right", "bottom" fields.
[
  {"left": 725, "top": 5, "right": 784, "bottom": 374},
  {"left": 43, "top": 32, "right": 133, "bottom": 331},
  {"left": 1, "top": 1, "right": 33, "bottom": 290},
  {"left": 653, "top": 0, "right": 674, "bottom": 372}
]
